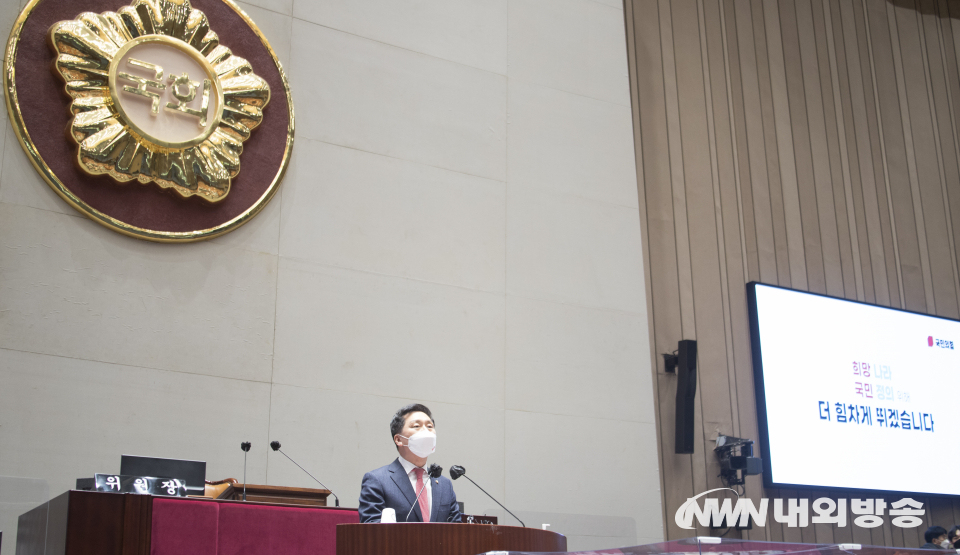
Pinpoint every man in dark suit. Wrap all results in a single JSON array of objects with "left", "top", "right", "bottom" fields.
[
  {"left": 921, "top": 526, "right": 949, "bottom": 549},
  {"left": 358, "top": 403, "right": 462, "bottom": 523}
]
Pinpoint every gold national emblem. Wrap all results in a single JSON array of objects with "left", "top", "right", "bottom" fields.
[{"left": 50, "top": 0, "right": 271, "bottom": 202}]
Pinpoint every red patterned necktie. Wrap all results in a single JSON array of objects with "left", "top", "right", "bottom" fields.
[{"left": 413, "top": 467, "right": 430, "bottom": 522}]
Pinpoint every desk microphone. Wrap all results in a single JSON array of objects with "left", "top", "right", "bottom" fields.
[
  {"left": 240, "top": 442, "right": 251, "bottom": 501},
  {"left": 450, "top": 465, "right": 525, "bottom": 527},
  {"left": 269, "top": 441, "right": 340, "bottom": 507},
  {"left": 405, "top": 463, "right": 442, "bottom": 522}
]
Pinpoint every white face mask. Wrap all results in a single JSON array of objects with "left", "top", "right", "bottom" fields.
[
  {"left": 940, "top": 540, "right": 951, "bottom": 549},
  {"left": 400, "top": 429, "right": 436, "bottom": 458}
]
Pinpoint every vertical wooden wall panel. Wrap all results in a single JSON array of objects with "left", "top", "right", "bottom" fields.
[
  {"left": 660, "top": 0, "right": 699, "bottom": 339},
  {"left": 737, "top": 0, "right": 784, "bottom": 284},
  {"left": 708, "top": 1, "right": 774, "bottom": 541},
  {"left": 781, "top": 0, "right": 827, "bottom": 294},
  {"left": 918, "top": 0, "right": 960, "bottom": 317},
  {"left": 812, "top": 493, "right": 836, "bottom": 544},
  {"left": 903, "top": 496, "right": 924, "bottom": 549},
  {"left": 776, "top": 488, "right": 801, "bottom": 543},
  {"left": 797, "top": 490, "right": 820, "bottom": 543},
  {"left": 833, "top": 0, "right": 879, "bottom": 303},
  {"left": 853, "top": 0, "right": 905, "bottom": 309},
  {"left": 825, "top": 0, "right": 869, "bottom": 301},
  {"left": 630, "top": 0, "right": 694, "bottom": 542},
  {"left": 887, "top": 0, "right": 937, "bottom": 311},
  {"left": 626, "top": 0, "right": 960, "bottom": 543},
  {"left": 952, "top": 0, "right": 960, "bottom": 88},
  {"left": 800, "top": 0, "right": 847, "bottom": 298},
  {"left": 841, "top": 0, "right": 893, "bottom": 306},
  {"left": 698, "top": 6, "right": 754, "bottom": 532},
  {"left": 746, "top": 5, "right": 782, "bottom": 537},
  {"left": 758, "top": 0, "right": 794, "bottom": 289},
  {"left": 765, "top": 0, "right": 826, "bottom": 293},
  {"left": 671, "top": 0, "right": 737, "bottom": 505},
  {"left": 777, "top": 0, "right": 820, "bottom": 294},
  {"left": 697, "top": 0, "right": 742, "bottom": 451},
  {"left": 765, "top": 0, "right": 810, "bottom": 289},
  {"left": 948, "top": 58, "right": 960, "bottom": 530},
  {"left": 892, "top": 508, "right": 907, "bottom": 547},
  {"left": 833, "top": 494, "right": 854, "bottom": 545},
  {"left": 895, "top": 0, "right": 960, "bottom": 317},
  {"left": 850, "top": 491, "right": 875, "bottom": 546},
  {"left": 660, "top": 2, "right": 713, "bottom": 534},
  {"left": 872, "top": 495, "right": 893, "bottom": 548},
  {"left": 933, "top": 0, "right": 960, "bottom": 310},
  {"left": 878, "top": 496, "right": 896, "bottom": 547},
  {"left": 703, "top": 0, "right": 741, "bottom": 425},
  {"left": 865, "top": 0, "right": 924, "bottom": 311},
  {"left": 724, "top": 0, "right": 762, "bottom": 283}
]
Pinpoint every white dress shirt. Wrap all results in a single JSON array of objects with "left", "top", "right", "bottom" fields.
[{"left": 397, "top": 456, "right": 431, "bottom": 518}]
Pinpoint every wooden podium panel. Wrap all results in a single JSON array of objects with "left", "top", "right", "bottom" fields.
[
  {"left": 17, "top": 490, "right": 358, "bottom": 555},
  {"left": 17, "top": 490, "right": 153, "bottom": 555},
  {"left": 336, "top": 523, "right": 566, "bottom": 555}
]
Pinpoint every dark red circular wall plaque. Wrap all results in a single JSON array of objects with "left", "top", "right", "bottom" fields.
[{"left": 4, "top": 0, "right": 294, "bottom": 241}]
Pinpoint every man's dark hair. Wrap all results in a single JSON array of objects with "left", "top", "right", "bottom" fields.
[
  {"left": 924, "top": 526, "right": 948, "bottom": 544},
  {"left": 390, "top": 404, "right": 433, "bottom": 448},
  {"left": 949, "top": 526, "right": 960, "bottom": 542}
]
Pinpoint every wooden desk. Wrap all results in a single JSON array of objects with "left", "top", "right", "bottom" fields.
[
  {"left": 217, "top": 484, "right": 331, "bottom": 506},
  {"left": 16, "top": 490, "right": 357, "bottom": 555}
]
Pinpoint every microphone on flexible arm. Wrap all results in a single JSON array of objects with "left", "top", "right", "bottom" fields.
[
  {"left": 405, "top": 463, "right": 442, "bottom": 522},
  {"left": 240, "top": 442, "right": 251, "bottom": 501},
  {"left": 449, "top": 465, "right": 525, "bottom": 527},
  {"left": 269, "top": 441, "right": 340, "bottom": 507}
]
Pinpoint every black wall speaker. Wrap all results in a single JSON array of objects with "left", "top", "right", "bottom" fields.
[{"left": 675, "top": 339, "right": 698, "bottom": 454}]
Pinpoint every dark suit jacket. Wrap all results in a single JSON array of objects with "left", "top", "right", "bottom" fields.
[{"left": 358, "top": 458, "right": 462, "bottom": 523}]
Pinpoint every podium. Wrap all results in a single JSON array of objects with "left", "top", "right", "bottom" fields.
[
  {"left": 17, "top": 492, "right": 564, "bottom": 555},
  {"left": 336, "top": 523, "right": 567, "bottom": 555},
  {"left": 16, "top": 490, "right": 358, "bottom": 555}
]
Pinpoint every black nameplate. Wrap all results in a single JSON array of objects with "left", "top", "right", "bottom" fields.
[{"left": 94, "top": 473, "right": 187, "bottom": 496}]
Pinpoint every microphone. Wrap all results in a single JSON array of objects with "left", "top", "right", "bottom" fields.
[
  {"left": 240, "top": 442, "right": 251, "bottom": 501},
  {"left": 269, "top": 441, "right": 340, "bottom": 507},
  {"left": 449, "top": 465, "right": 525, "bottom": 527},
  {"left": 405, "top": 463, "right": 442, "bottom": 522}
]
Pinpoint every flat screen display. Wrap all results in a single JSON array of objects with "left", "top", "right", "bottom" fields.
[{"left": 747, "top": 282, "right": 959, "bottom": 496}]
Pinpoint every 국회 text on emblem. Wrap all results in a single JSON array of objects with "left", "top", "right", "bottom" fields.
[{"left": 50, "top": 0, "right": 271, "bottom": 202}]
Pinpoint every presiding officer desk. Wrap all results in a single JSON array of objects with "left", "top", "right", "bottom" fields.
[{"left": 16, "top": 490, "right": 567, "bottom": 555}]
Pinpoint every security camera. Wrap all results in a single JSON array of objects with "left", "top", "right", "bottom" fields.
[{"left": 714, "top": 435, "right": 762, "bottom": 486}]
